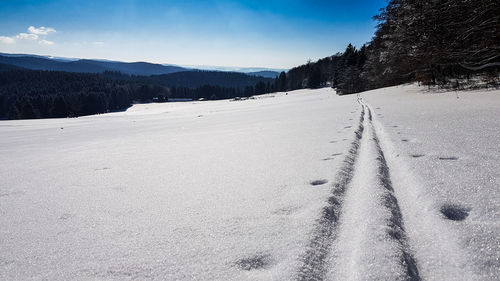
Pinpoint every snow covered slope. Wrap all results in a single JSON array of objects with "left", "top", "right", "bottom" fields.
[
  {"left": 0, "top": 85, "right": 499, "bottom": 280},
  {"left": 361, "top": 85, "right": 500, "bottom": 280},
  {"left": 0, "top": 88, "right": 359, "bottom": 280}
]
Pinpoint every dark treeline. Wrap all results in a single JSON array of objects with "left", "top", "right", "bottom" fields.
[
  {"left": 152, "top": 71, "right": 274, "bottom": 89},
  {"left": 282, "top": 0, "right": 499, "bottom": 94},
  {"left": 0, "top": 70, "right": 276, "bottom": 120},
  {"left": 102, "top": 70, "right": 274, "bottom": 89},
  {"left": 0, "top": 70, "right": 153, "bottom": 119},
  {"left": 284, "top": 44, "right": 367, "bottom": 93}
]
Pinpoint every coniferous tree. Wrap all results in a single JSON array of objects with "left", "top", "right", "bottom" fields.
[
  {"left": 277, "top": 72, "right": 286, "bottom": 91},
  {"left": 51, "top": 96, "right": 68, "bottom": 118}
]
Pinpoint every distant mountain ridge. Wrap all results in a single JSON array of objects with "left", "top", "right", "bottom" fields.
[
  {"left": 0, "top": 53, "right": 77, "bottom": 62},
  {"left": 150, "top": 70, "right": 274, "bottom": 89},
  {"left": 184, "top": 65, "right": 284, "bottom": 78},
  {"left": 247, "top": 70, "right": 280, "bottom": 78},
  {"left": 0, "top": 54, "right": 187, "bottom": 76},
  {"left": 0, "top": 53, "right": 283, "bottom": 78}
]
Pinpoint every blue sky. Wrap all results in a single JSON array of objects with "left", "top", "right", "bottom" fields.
[{"left": 0, "top": 0, "right": 387, "bottom": 69}]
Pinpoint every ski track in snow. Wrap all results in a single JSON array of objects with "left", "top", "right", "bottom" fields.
[
  {"left": 365, "top": 106, "right": 482, "bottom": 280},
  {"left": 296, "top": 94, "right": 487, "bottom": 280},
  {"left": 296, "top": 101, "right": 421, "bottom": 281},
  {"left": 296, "top": 104, "right": 365, "bottom": 281},
  {"left": 328, "top": 103, "right": 421, "bottom": 281}
]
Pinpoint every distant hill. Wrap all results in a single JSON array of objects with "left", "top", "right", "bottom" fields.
[
  {"left": 183, "top": 65, "right": 286, "bottom": 76},
  {"left": 150, "top": 70, "right": 274, "bottom": 89},
  {"left": 0, "top": 54, "right": 187, "bottom": 75},
  {"left": 0, "top": 52, "right": 75, "bottom": 61},
  {"left": 0, "top": 63, "right": 25, "bottom": 71},
  {"left": 248, "top": 71, "right": 280, "bottom": 78},
  {"left": 0, "top": 53, "right": 284, "bottom": 78}
]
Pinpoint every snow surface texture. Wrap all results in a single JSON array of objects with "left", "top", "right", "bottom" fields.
[
  {"left": 361, "top": 85, "right": 500, "bottom": 280},
  {"left": 1, "top": 85, "right": 499, "bottom": 280},
  {"left": 0, "top": 88, "right": 359, "bottom": 280}
]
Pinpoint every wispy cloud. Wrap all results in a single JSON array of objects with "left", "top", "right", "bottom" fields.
[
  {"left": 16, "top": 33, "right": 38, "bottom": 40},
  {"left": 39, "top": 39, "right": 54, "bottom": 45},
  {"left": 0, "top": 26, "right": 57, "bottom": 45},
  {"left": 0, "top": 36, "right": 15, "bottom": 44},
  {"left": 28, "top": 26, "right": 56, "bottom": 35}
]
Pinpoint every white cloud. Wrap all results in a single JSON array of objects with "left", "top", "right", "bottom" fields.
[
  {"left": 0, "top": 36, "right": 15, "bottom": 44},
  {"left": 28, "top": 26, "right": 56, "bottom": 35},
  {"left": 16, "top": 33, "right": 38, "bottom": 40},
  {"left": 92, "top": 41, "right": 104, "bottom": 46},
  {"left": 39, "top": 39, "right": 54, "bottom": 46},
  {"left": 0, "top": 26, "right": 57, "bottom": 45}
]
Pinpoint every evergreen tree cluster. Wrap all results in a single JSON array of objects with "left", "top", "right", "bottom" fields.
[
  {"left": 285, "top": 44, "right": 367, "bottom": 92},
  {"left": 100, "top": 70, "right": 274, "bottom": 90},
  {"left": 283, "top": 0, "right": 499, "bottom": 94},
  {"left": 363, "top": 0, "right": 499, "bottom": 88},
  {"left": 0, "top": 70, "right": 166, "bottom": 119},
  {"left": 151, "top": 71, "right": 274, "bottom": 89},
  {"left": 0, "top": 70, "right": 277, "bottom": 120}
]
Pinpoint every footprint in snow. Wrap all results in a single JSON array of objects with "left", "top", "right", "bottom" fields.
[
  {"left": 438, "top": 156, "right": 459, "bottom": 160},
  {"left": 440, "top": 204, "right": 470, "bottom": 221},
  {"left": 411, "top": 154, "right": 425, "bottom": 158},
  {"left": 59, "top": 213, "right": 73, "bottom": 220},
  {"left": 310, "top": 179, "right": 328, "bottom": 186},
  {"left": 94, "top": 167, "right": 112, "bottom": 171},
  {"left": 236, "top": 254, "right": 272, "bottom": 270}
]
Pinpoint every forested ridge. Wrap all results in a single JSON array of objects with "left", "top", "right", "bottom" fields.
[
  {"left": 0, "top": 70, "right": 274, "bottom": 120},
  {"left": 102, "top": 70, "right": 274, "bottom": 90},
  {"left": 0, "top": 54, "right": 187, "bottom": 76},
  {"left": 282, "top": 0, "right": 499, "bottom": 94}
]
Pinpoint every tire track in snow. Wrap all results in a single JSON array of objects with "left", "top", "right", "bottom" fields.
[{"left": 296, "top": 105, "right": 365, "bottom": 281}]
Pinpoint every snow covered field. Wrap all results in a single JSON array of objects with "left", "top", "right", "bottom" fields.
[
  {"left": 361, "top": 85, "right": 500, "bottom": 280},
  {"left": 0, "top": 85, "right": 499, "bottom": 280}
]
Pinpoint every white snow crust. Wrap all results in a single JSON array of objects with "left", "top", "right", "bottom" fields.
[
  {"left": 362, "top": 84, "right": 500, "bottom": 280},
  {"left": 0, "top": 88, "right": 358, "bottom": 280},
  {"left": 1, "top": 84, "right": 499, "bottom": 280}
]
